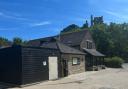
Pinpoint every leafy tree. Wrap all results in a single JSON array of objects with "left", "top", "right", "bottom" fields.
[
  {"left": 61, "top": 24, "right": 80, "bottom": 34},
  {"left": 93, "top": 16, "right": 104, "bottom": 25},
  {"left": 81, "top": 20, "right": 89, "bottom": 29},
  {"left": 0, "top": 37, "right": 10, "bottom": 47},
  {"left": 13, "top": 37, "right": 23, "bottom": 45}
]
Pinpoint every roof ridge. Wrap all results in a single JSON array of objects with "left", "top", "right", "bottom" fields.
[
  {"left": 60, "top": 29, "right": 88, "bottom": 36},
  {"left": 29, "top": 36, "right": 55, "bottom": 42}
]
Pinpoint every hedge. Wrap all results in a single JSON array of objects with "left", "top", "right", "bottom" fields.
[{"left": 105, "top": 57, "right": 124, "bottom": 68}]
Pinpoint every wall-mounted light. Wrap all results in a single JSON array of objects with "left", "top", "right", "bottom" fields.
[{"left": 43, "top": 61, "right": 47, "bottom": 66}]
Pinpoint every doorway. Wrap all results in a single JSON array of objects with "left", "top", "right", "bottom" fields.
[
  {"left": 62, "top": 59, "right": 68, "bottom": 77},
  {"left": 48, "top": 57, "right": 58, "bottom": 80}
]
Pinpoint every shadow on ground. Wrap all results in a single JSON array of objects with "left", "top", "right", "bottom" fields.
[{"left": 0, "top": 83, "right": 18, "bottom": 89}]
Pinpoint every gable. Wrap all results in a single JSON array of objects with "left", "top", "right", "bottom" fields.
[
  {"left": 81, "top": 31, "right": 96, "bottom": 49},
  {"left": 59, "top": 30, "right": 89, "bottom": 46}
]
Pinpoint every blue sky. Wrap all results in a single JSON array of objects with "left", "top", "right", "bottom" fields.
[{"left": 0, "top": 0, "right": 128, "bottom": 40}]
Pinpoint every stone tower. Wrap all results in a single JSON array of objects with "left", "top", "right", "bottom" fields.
[{"left": 91, "top": 15, "right": 94, "bottom": 27}]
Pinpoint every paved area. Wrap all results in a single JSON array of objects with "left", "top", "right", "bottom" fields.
[{"left": 1, "top": 64, "right": 128, "bottom": 89}]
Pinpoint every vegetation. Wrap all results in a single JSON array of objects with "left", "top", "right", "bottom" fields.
[
  {"left": 105, "top": 57, "right": 124, "bottom": 68},
  {"left": 0, "top": 37, "right": 27, "bottom": 47},
  {"left": 13, "top": 37, "right": 28, "bottom": 46},
  {"left": 90, "top": 23, "right": 128, "bottom": 62},
  {"left": 81, "top": 20, "right": 89, "bottom": 29},
  {"left": 0, "top": 37, "right": 10, "bottom": 47},
  {"left": 13, "top": 37, "right": 23, "bottom": 45},
  {"left": 61, "top": 24, "right": 81, "bottom": 34}
]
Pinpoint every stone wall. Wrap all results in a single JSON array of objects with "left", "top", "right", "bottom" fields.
[{"left": 61, "top": 54, "right": 85, "bottom": 75}]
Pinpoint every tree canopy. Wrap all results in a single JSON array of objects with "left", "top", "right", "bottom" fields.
[
  {"left": 0, "top": 37, "right": 28, "bottom": 47},
  {"left": 0, "top": 37, "right": 10, "bottom": 47},
  {"left": 61, "top": 24, "right": 81, "bottom": 34}
]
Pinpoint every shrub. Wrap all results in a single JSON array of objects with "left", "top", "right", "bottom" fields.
[{"left": 105, "top": 57, "right": 124, "bottom": 68}]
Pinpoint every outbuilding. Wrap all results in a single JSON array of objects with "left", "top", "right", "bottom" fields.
[{"left": 0, "top": 41, "right": 85, "bottom": 86}]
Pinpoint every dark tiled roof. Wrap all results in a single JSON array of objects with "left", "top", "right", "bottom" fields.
[
  {"left": 57, "top": 42, "right": 85, "bottom": 54},
  {"left": 83, "top": 48, "right": 105, "bottom": 57},
  {"left": 41, "top": 42, "right": 58, "bottom": 49},
  {"left": 41, "top": 41, "right": 85, "bottom": 55},
  {"left": 59, "top": 30, "right": 89, "bottom": 46},
  {"left": 27, "top": 36, "right": 56, "bottom": 46},
  {"left": 27, "top": 30, "right": 89, "bottom": 46}
]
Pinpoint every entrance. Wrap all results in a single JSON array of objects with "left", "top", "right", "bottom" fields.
[
  {"left": 48, "top": 57, "right": 58, "bottom": 80},
  {"left": 63, "top": 59, "right": 68, "bottom": 77}
]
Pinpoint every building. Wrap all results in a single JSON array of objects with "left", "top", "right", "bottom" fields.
[{"left": 28, "top": 29, "right": 105, "bottom": 70}]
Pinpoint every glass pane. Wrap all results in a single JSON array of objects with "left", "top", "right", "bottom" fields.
[{"left": 73, "top": 58, "right": 78, "bottom": 64}]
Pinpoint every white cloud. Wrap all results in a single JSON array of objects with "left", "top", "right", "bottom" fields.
[
  {"left": 0, "top": 10, "right": 52, "bottom": 28},
  {"left": 29, "top": 21, "right": 51, "bottom": 27},
  {"left": 0, "top": 11, "right": 27, "bottom": 20},
  {"left": 104, "top": 10, "right": 128, "bottom": 20}
]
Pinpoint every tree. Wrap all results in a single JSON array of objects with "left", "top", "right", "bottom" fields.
[
  {"left": 90, "top": 29, "right": 112, "bottom": 56},
  {"left": 0, "top": 37, "right": 9, "bottom": 47},
  {"left": 81, "top": 20, "right": 89, "bottom": 29},
  {"left": 13, "top": 37, "right": 23, "bottom": 45},
  {"left": 93, "top": 16, "right": 104, "bottom": 25},
  {"left": 61, "top": 24, "right": 80, "bottom": 34}
]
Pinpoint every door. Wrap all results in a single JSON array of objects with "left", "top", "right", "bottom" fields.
[
  {"left": 48, "top": 57, "right": 58, "bottom": 80},
  {"left": 63, "top": 59, "right": 68, "bottom": 77}
]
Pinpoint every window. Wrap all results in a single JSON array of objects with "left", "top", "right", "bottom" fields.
[
  {"left": 72, "top": 57, "right": 80, "bottom": 65},
  {"left": 87, "top": 41, "right": 93, "bottom": 49}
]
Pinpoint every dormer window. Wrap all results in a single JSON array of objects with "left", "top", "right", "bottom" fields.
[{"left": 87, "top": 40, "right": 93, "bottom": 49}]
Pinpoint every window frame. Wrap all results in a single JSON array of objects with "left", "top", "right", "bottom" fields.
[
  {"left": 72, "top": 57, "right": 81, "bottom": 65},
  {"left": 87, "top": 41, "right": 93, "bottom": 49}
]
